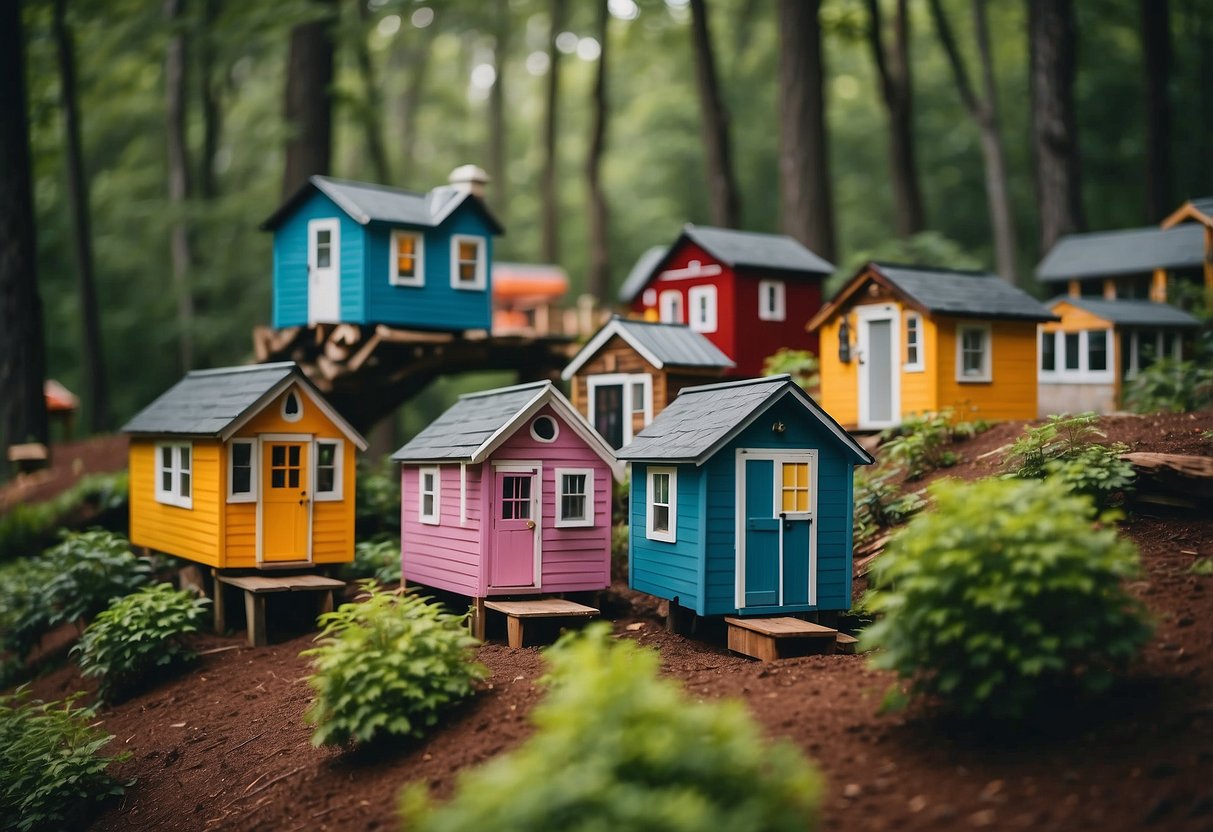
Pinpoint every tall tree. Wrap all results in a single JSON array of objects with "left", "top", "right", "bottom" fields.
[
  {"left": 353, "top": 0, "right": 390, "bottom": 183},
  {"left": 866, "top": 0, "right": 925, "bottom": 237},
  {"left": 585, "top": 0, "right": 610, "bottom": 301},
  {"left": 487, "top": 0, "right": 509, "bottom": 219},
  {"left": 777, "top": 0, "right": 836, "bottom": 261},
  {"left": 283, "top": 0, "right": 337, "bottom": 197},
  {"left": 1141, "top": 0, "right": 1170, "bottom": 221},
  {"left": 541, "top": 0, "right": 565, "bottom": 263},
  {"left": 165, "top": 0, "right": 195, "bottom": 371},
  {"left": 0, "top": 0, "right": 49, "bottom": 460},
  {"left": 1029, "top": 0, "right": 1085, "bottom": 254},
  {"left": 197, "top": 0, "right": 222, "bottom": 199},
  {"left": 52, "top": 0, "right": 110, "bottom": 430},
  {"left": 689, "top": 0, "right": 741, "bottom": 228},
  {"left": 393, "top": 21, "right": 434, "bottom": 182},
  {"left": 929, "top": 0, "right": 1019, "bottom": 282}
]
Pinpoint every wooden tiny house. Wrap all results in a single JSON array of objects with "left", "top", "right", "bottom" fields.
[
  {"left": 809, "top": 263, "right": 1057, "bottom": 430},
  {"left": 561, "top": 317, "right": 734, "bottom": 449},
  {"left": 122, "top": 363, "right": 367, "bottom": 569}
]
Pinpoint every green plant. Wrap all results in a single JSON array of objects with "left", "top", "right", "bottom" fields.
[
  {"left": 853, "top": 469, "right": 925, "bottom": 545},
  {"left": 862, "top": 478, "right": 1153, "bottom": 720},
  {"left": 302, "top": 581, "right": 485, "bottom": 747},
  {"left": 0, "top": 557, "right": 60, "bottom": 661},
  {"left": 610, "top": 523, "right": 630, "bottom": 581},
  {"left": 1123, "top": 358, "right": 1213, "bottom": 414},
  {"left": 1002, "top": 414, "right": 1134, "bottom": 507},
  {"left": 41, "top": 530, "right": 153, "bottom": 627},
  {"left": 0, "top": 689, "right": 128, "bottom": 832},
  {"left": 1191, "top": 557, "right": 1213, "bottom": 576},
  {"left": 0, "top": 472, "right": 129, "bottom": 562},
  {"left": 73, "top": 583, "right": 209, "bottom": 701},
  {"left": 763, "top": 348, "right": 820, "bottom": 390},
  {"left": 355, "top": 467, "right": 402, "bottom": 536},
  {"left": 400, "top": 623, "right": 821, "bottom": 832},
  {"left": 879, "top": 411, "right": 964, "bottom": 480},
  {"left": 341, "top": 537, "right": 402, "bottom": 585}
]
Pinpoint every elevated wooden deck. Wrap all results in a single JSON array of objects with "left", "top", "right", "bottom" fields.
[
  {"left": 214, "top": 573, "right": 345, "bottom": 647},
  {"left": 482, "top": 598, "right": 599, "bottom": 648},
  {"left": 724, "top": 615, "right": 848, "bottom": 661}
]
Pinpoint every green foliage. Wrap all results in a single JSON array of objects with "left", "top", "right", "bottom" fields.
[
  {"left": 355, "top": 467, "right": 402, "bottom": 537},
  {"left": 762, "top": 348, "right": 820, "bottom": 390},
  {"left": 825, "top": 231, "right": 983, "bottom": 299},
  {"left": 1190, "top": 557, "right": 1213, "bottom": 577},
  {"left": 852, "top": 469, "right": 924, "bottom": 545},
  {"left": 0, "top": 689, "right": 128, "bottom": 832},
  {"left": 302, "top": 581, "right": 485, "bottom": 747},
  {"left": 0, "top": 472, "right": 128, "bottom": 562},
  {"left": 341, "top": 537, "right": 402, "bottom": 585},
  {"left": 73, "top": 583, "right": 209, "bottom": 701},
  {"left": 610, "top": 523, "right": 630, "bottom": 581},
  {"left": 1123, "top": 359, "right": 1213, "bottom": 414},
  {"left": 1002, "top": 413, "right": 1134, "bottom": 507},
  {"left": 878, "top": 411, "right": 974, "bottom": 481},
  {"left": 862, "top": 478, "right": 1153, "bottom": 720},
  {"left": 400, "top": 624, "right": 822, "bottom": 832}
]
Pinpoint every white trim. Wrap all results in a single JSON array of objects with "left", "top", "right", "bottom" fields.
[
  {"left": 218, "top": 374, "right": 368, "bottom": 451},
  {"left": 758, "top": 280, "right": 786, "bottom": 322},
  {"left": 255, "top": 433, "right": 314, "bottom": 565},
  {"left": 903, "top": 312, "right": 924, "bottom": 372},
  {"left": 956, "top": 322, "right": 993, "bottom": 383},
  {"left": 734, "top": 449, "right": 818, "bottom": 610},
  {"left": 489, "top": 461, "right": 543, "bottom": 591},
  {"left": 687, "top": 284, "right": 717, "bottom": 333},
  {"left": 280, "top": 389, "right": 303, "bottom": 423},
  {"left": 450, "top": 234, "right": 487, "bottom": 290},
  {"left": 307, "top": 218, "right": 341, "bottom": 325},
  {"left": 226, "top": 438, "right": 257, "bottom": 503},
  {"left": 154, "top": 441, "right": 193, "bottom": 509},
  {"left": 856, "top": 305, "right": 901, "bottom": 430},
  {"left": 554, "top": 467, "right": 595, "bottom": 528},
  {"left": 388, "top": 229, "right": 426, "bottom": 287},
  {"left": 313, "top": 438, "right": 343, "bottom": 501},
  {"left": 418, "top": 466, "right": 441, "bottom": 525},
  {"left": 657, "top": 261, "right": 723, "bottom": 281},
  {"left": 1037, "top": 327, "right": 1115, "bottom": 384},
  {"left": 459, "top": 462, "right": 467, "bottom": 526},
  {"left": 1121, "top": 329, "right": 1183, "bottom": 379},
  {"left": 529, "top": 415, "right": 560, "bottom": 443},
  {"left": 645, "top": 466, "right": 677, "bottom": 543},
  {"left": 560, "top": 318, "right": 735, "bottom": 378},
  {"left": 658, "top": 290, "right": 683, "bottom": 324},
  {"left": 586, "top": 373, "right": 653, "bottom": 447},
  {"left": 642, "top": 288, "right": 657, "bottom": 306}
]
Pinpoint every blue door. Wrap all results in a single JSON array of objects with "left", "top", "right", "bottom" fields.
[
  {"left": 743, "top": 459, "right": 779, "bottom": 607},
  {"left": 741, "top": 453, "right": 815, "bottom": 609}
]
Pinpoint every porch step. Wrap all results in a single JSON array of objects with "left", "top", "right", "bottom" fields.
[
  {"left": 215, "top": 573, "right": 345, "bottom": 647},
  {"left": 724, "top": 616, "right": 841, "bottom": 661},
  {"left": 483, "top": 598, "right": 600, "bottom": 648}
]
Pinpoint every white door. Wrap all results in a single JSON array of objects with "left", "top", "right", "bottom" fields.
[
  {"left": 308, "top": 219, "right": 341, "bottom": 324},
  {"left": 857, "top": 305, "right": 900, "bottom": 430}
]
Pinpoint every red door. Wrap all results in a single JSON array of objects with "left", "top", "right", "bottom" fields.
[{"left": 491, "top": 469, "right": 537, "bottom": 587}]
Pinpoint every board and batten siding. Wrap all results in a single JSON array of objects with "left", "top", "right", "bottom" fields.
[
  {"left": 629, "top": 463, "right": 703, "bottom": 613},
  {"left": 401, "top": 463, "right": 484, "bottom": 597},
  {"left": 129, "top": 440, "right": 222, "bottom": 566},
  {"left": 271, "top": 191, "right": 365, "bottom": 328}
]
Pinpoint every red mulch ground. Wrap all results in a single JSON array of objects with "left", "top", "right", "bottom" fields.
[{"left": 17, "top": 413, "right": 1213, "bottom": 832}]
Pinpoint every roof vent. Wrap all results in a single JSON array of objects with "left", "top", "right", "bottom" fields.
[{"left": 449, "top": 164, "right": 489, "bottom": 199}]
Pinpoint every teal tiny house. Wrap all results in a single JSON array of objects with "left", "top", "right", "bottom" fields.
[
  {"left": 617, "top": 375, "right": 873, "bottom": 617},
  {"left": 261, "top": 166, "right": 504, "bottom": 331}
]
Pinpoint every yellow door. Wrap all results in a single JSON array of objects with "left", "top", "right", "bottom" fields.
[{"left": 262, "top": 442, "right": 309, "bottom": 562}]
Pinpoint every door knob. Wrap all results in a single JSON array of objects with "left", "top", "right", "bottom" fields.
[{"left": 526, "top": 520, "right": 536, "bottom": 529}]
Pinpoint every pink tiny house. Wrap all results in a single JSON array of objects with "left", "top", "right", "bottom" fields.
[{"left": 392, "top": 381, "right": 621, "bottom": 603}]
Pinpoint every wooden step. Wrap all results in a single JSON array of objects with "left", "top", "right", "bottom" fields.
[
  {"left": 834, "top": 633, "right": 860, "bottom": 654},
  {"left": 724, "top": 616, "right": 839, "bottom": 661},
  {"left": 483, "top": 598, "right": 599, "bottom": 648}
]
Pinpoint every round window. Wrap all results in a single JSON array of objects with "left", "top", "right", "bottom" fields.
[
  {"left": 281, "top": 391, "right": 303, "bottom": 422},
  {"left": 530, "top": 415, "right": 558, "bottom": 442}
]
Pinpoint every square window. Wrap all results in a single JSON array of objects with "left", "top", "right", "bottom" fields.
[
  {"left": 155, "top": 442, "right": 193, "bottom": 509},
  {"left": 556, "top": 469, "right": 595, "bottom": 528},
  {"left": 390, "top": 231, "right": 425, "bottom": 286},
  {"left": 780, "top": 462, "right": 810, "bottom": 513},
  {"left": 956, "top": 325, "right": 991, "bottom": 382},
  {"left": 451, "top": 236, "right": 485, "bottom": 290}
]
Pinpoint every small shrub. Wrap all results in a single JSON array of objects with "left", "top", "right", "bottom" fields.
[
  {"left": 610, "top": 523, "right": 630, "bottom": 581},
  {"left": 41, "top": 530, "right": 153, "bottom": 628},
  {"left": 862, "top": 478, "right": 1152, "bottom": 720},
  {"left": 763, "top": 348, "right": 820, "bottom": 391},
  {"left": 302, "top": 582, "right": 485, "bottom": 747},
  {"left": 355, "top": 467, "right": 402, "bottom": 537},
  {"left": 1003, "top": 413, "right": 1134, "bottom": 507},
  {"left": 853, "top": 469, "right": 925, "bottom": 545},
  {"left": 879, "top": 411, "right": 968, "bottom": 480},
  {"left": 400, "top": 624, "right": 822, "bottom": 832},
  {"left": 0, "top": 472, "right": 129, "bottom": 562},
  {"left": 1191, "top": 557, "right": 1213, "bottom": 576},
  {"left": 1123, "top": 358, "right": 1213, "bottom": 413},
  {"left": 341, "top": 538, "right": 402, "bottom": 585},
  {"left": 73, "top": 583, "right": 209, "bottom": 701},
  {"left": 0, "top": 689, "right": 128, "bottom": 832},
  {"left": 0, "top": 557, "right": 60, "bottom": 660}
]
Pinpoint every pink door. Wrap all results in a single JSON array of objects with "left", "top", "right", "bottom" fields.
[{"left": 491, "top": 469, "right": 537, "bottom": 588}]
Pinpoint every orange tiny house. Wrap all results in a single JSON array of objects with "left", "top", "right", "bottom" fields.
[
  {"left": 122, "top": 363, "right": 367, "bottom": 569},
  {"left": 808, "top": 263, "right": 1057, "bottom": 430}
]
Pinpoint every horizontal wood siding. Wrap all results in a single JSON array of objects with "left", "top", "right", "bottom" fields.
[
  {"left": 130, "top": 440, "right": 221, "bottom": 566},
  {"left": 271, "top": 191, "right": 364, "bottom": 327},
  {"left": 817, "top": 317, "right": 859, "bottom": 427},
  {"left": 401, "top": 463, "right": 482, "bottom": 597},
  {"left": 224, "top": 502, "right": 256, "bottom": 568},
  {"left": 629, "top": 462, "right": 702, "bottom": 611},
  {"left": 935, "top": 317, "right": 1039, "bottom": 421},
  {"left": 900, "top": 307, "right": 937, "bottom": 416}
]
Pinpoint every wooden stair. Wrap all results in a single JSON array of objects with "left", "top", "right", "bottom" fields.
[
  {"left": 724, "top": 616, "right": 858, "bottom": 661},
  {"left": 482, "top": 598, "right": 600, "bottom": 648}
]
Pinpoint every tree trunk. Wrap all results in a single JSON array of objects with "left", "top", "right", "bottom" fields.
[
  {"left": 165, "top": 0, "right": 195, "bottom": 372},
  {"left": 488, "top": 0, "right": 509, "bottom": 219},
  {"left": 282, "top": 0, "right": 337, "bottom": 197},
  {"left": 928, "top": 0, "right": 1018, "bottom": 282},
  {"left": 1029, "top": 0, "right": 1085, "bottom": 255},
  {"left": 395, "top": 25, "right": 433, "bottom": 182},
  {"left": 1141, "top": 0, "right": 1170, "bottom": 222},
  {"left": 52, "top": 0, "right": 109, "bottom": 430},
  {"left": 541, "top": 0, "right": 565, "bottom": 263},
  {"left": 777, "top": 0, "right": 835, "bottom": 262},
  {"left": 0, "top": 0, "right": 49, "bottom": 460},
  {"left": 585, "top": 0, "right": 610, "bottom": 302},
  {"left": 866, "top": 0, "right": 925, "bottom": 237},
  {"left": 353, "top": 0, "right": 390, "bottom": 184},
  {"left": 198, "top": 0, "right": 221, "bottom": 199},
  {"left": 689, "top": 0, "right": 741, "bottom": 228}
]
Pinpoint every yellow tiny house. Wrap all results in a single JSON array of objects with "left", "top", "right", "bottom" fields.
[
  {"left": 123, "top": 363, "right": 367, "bottom": 569},
  {"left": 809, "top": 263, "right": 1056, "bottom": 430}
]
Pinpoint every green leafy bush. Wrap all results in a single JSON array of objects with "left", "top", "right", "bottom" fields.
[
  {"left": 610, "top": 523, "right": 630, "bottom": 581},
  {"left": 879, "top": 412, "right": 962, "bottom": 480},
  {"left": 1123, "top": 358, "right": 1213, "bottom": 413},
  {"left": 401, "top": 623, "right": 821, "bottom": 832},
  {"left": 0, "top": 557, "right": 60, "bottom": 662},
  {"left": 302, "top": 582, "right": 485, "bottom": 747},
  {"left": 0, "top": 689, "right": 128, "bottom": 832},
  {"left": 355, "top": 467, "right": 402, "bottom": 537},
  {"left": 73, "top": 583, "right": 209, "bottom": 701},
  {"left": 1002, "top": 413, "right": 1134, "bottom": 507},
  {"left": 853, "top": 469, "right": 925, "bottom": 545},
  {"left": 762, "top": 348, "right": 820, "bottom": 390},
  {"left": 340, "top": 538, "right": 402, "bottom": 585},
  {"left": 862, "top": 478, "right": 1152, "bottom": 720},
  {"left": 0, "top": 472, "right": 129, "bottom": 562}
]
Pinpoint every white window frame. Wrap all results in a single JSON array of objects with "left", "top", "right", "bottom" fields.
[
  {"left": 280, "top": 389, "right": 303, "bottom": 423},
  {"left": 418, "top": 466, "right": 441, "bottom": 525},
  {"left": 1038, "top": 328, "right": 1115, "bottom": 384},
  {"left": 529, "top": 415, "right": 560, "bottom": 443},
  {"left": 1123, "top": 329, "right": 1183, "bottom": 379},
  {"left": 450, "top": 235, "right": 486, "bottom": 290},
  {"left": 955, "top": 323, "right": 992, "bottom": 383},
  {"left": 587, "top": 373, "right": 653, "bottom": 446},
  {"left": 313, "top": 439, "right": 343, "bottom": 501},
  {"left": 658, "top": 290, "right": 683, "bottom": 324},
  {"left": 554, "top": 467, "right": 595, "bottom": 529},
  {"left": 155, "top": 442, "right": 193, "bottom": 509},
  {"left": 904, "top": 312, "right": 924, "bottom": 372},
  {"left": 758, "top": 280, "right": 786, "bottom": 322},
  {"left": 687, "top": 284, "right": 717, "bottom": 333},
  {"left": 645, "top": 466, "right": 677, "bottom": 543},
  {"left": 308, "top": 218, "right": 340, "bottom": 278},
  {"left": 389, "top": 229, "right": 425, "bottom": 287},
  {"left": 227, "top": 439, "right": 257, "bottom": 503}
]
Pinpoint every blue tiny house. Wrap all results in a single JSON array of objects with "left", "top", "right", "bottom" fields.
[
  {"left": 260, "top": 167, "right": 504, "bottom": 331},
  {"left": 617, "top": 375, "right": 873, "bottom": 617}
]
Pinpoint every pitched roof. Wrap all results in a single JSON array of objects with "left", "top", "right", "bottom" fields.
[
  {"left": 560, "top": 317, "right": 734, "bottom": 380},
  {"left": 617, "top": 245, "right": 668, "bottom": 304},
  {"left": 1049, "top": 296, "right": 1202, "bottom": 328},
  {"left": 260, "top": 176, "right": 504, "bottom": 233},
  {"left": 122, "top": 362, "right": 367, "bottom": 448},
  {"left": 808, "top": 262, "right": 1056, "bottom": 329},
  {"left": 1036, "top": 224, "right": 1205, "bottom": 281},
  {"left": 616, "top": 375, "right": 872, "bottom": 466},
  {"left": 391, "top": 381, "right": 621, "bottom": 477},
  {"left": 1162, "top": 196, "right": 1213, "bottom": 229}
]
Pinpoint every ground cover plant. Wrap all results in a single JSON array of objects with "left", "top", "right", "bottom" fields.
[
  {"left": 1002, "top": 413, "right": 1135, "bottom": 507},
  {"left": 852, "top": 468, "right": 925, "bottom": 545},
  {"left": 1123, "top": 358, "right": 1213, "bottom": 414},
  {"left": 73, "top": 583, "right": 209, "bottom": 701},
  {"left": 400, "top": 623, "right": 822, "bottom": 832},
  {"left": 340, "top": 538, "right": 403, "bottom": 585},
  {"left": 302, "top": 581, "right": 485, "bottom": 747},
  {"left": 0, "top": 472, "right": 128, "bottom": 562},
  {"left": 878, "top": 410, "right": 988, "bottom": 481},
  {"left": 862, "top": 477, "right": 1153, "bottom": 720}
]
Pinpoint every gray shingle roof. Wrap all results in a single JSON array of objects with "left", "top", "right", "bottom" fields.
[
  {"left": 561, "top": 317, "right": 733, "bottom": 380},
  {"left": 875, "top": 263, "right": 1057, "bottom": 321},
  {"left": 617, "top": 245, "right": 668, "bottom": 304},
  {"left": 1036, "top": 224, "right": 1205, "bottom": 281},
  {"left": 1188, "top": 196, "right": 1213, "bottom": 218},
  {"left": 1050, "top": 297, "right": 1202, "bottom": 328},
  {"left": 616, "top": 375, "right": 872, "bottom": 465}
]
